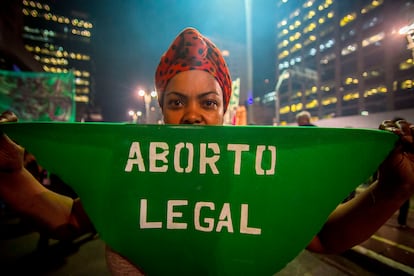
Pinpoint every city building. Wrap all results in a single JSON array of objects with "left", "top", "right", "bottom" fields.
[
  {"left": 0, "top": 1, "right": 43, "bottom": 72},
  {"left": 261, "top": 0, "right": 414, "bottom": 125},
  {"left": 22, "top": 0, "right": 98, "bottom": 121},
  {"left": 0, "top": 0, "right": 100, "bottom": 121}
]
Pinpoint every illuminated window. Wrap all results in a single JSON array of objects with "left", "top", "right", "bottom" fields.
[
  {"left": 278, "top": 50, "right": 290, "bottom": 60},
  {"left": 305, "top": 99, "right": 318, "bottom": 109},
  {"left": 343, "top": 92, "right": 359, "bottom": 101},
  {"left": 362, "top": 32, "right": 384, "bottom": 47},
  {"left": 290, "top": 102, "right": 303, "bottom": 112},
  {"left": 319, "top": 39, "right": 335, "bottom": 52},
  {"left": 344, "top": 77, "right": 359, "bottom": 85},
  {"left": 278, "top": 40, "right": 289, "bottom": 49},
  {"left": 280, "top": 106, "right": 291, "bottom": 114},
  {"left": 401, "top": 79, "right": 414, "bottom": 90},
  {"left": 278, "top": 29, "right": 289, "bottom": 38},
  {"left": 322, "top": 97, "right": 337, "bottom": 106},
  {"left": 363, "top": 85, "right": 387, "bottom": 97},
  {"left": 304, "top": 22, "right": 317, "bottom": 34},
  {"left": 340, "top": 12, "right": 357, "bottom": 27},
  {"left": 30, "top": 9, "right": 38, "bottom": 17},
  {"left": 361, "top": 0, "right": 384, "bottom": 14},
  {"left": 307, "top": 47, "right": 317, "bottom": 56},
  {"left": 399, "top": 59, "right": 414, "bottom": 70},
  {"left": 318, "top": 17, "right": 325, "bottom": 25},
  {"left": 278, "top": 20, "right": 288, "bottom": 28},
  {"left": 341, "top": 43, "right": 357, "bottom": 56},
  {"left": 303, "top": 0, "right": 315, "bottom": 8},
  {"left": 305, "top": 10, "right": 316, "bottom": 21},
  {"left": 75, "top": 95, "right": 89, "bottom": 103}
]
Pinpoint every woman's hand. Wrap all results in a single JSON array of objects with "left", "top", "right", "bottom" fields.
[
  {"left": 0, "top": 111, "right": 24, "bottom": 173},
  {"left": 378, "top": 120, "right": 414, "bottom": 195}
]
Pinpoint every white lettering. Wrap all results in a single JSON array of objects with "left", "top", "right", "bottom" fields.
[
  {"left": 139, "top": 199, "right": 162, "bottom": 228},
  {"left": 126, "top": 141, "right": 277, "bottom": 176},
  {"left": 255, "top": 145, "right": 277, "bottom": 175},
  {"left": 125, "top": 142, "right": 146, "bottom": 172},
  {"left": 139, "top": 199, "right": 261, "bottom": 235},
  {"left": 199, "top": 143, "right": 220, "bottom": 174},
  {"left": 174, "top": 142, "right": 194, "bottom": 173},
  {"left": 227, "top": 144, "right": 249, "bottom": 175},
  {"left": 150, "top": 142, "right": 169, "bottom": 172},
  {"left": 240, "top": 204, "right": 261, "bottom": 235},
  {"left": 194, "top": 202, "right": 215, "bottom": 232},
  {"left": 167, "top": 200, "right": 188, "bottom": 229},
  {"left": 216, "top": 203, "right": 234, "bottom": 233}
]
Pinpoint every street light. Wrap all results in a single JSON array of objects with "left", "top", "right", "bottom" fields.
[
  {"left": 137, "top": 88, "right": 158, "bottom": 124},
  {"left": 128, "top": 110, "right": 142, "bottom": 123}
]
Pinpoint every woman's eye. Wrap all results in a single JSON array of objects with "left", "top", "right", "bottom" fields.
[
  {"left": 204, "top": 100, "right": 218, "bottom": 108},
  {"left": 167, "top": 99, "right": 183, "bottom": 108}
]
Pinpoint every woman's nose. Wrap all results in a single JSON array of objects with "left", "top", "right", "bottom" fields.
[{"left": 181, "top": 104, "right": 203, "bottom": 124}]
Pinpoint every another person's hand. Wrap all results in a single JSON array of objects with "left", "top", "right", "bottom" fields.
[
  {"left": 378, "top": 120, "right": 414, "bottom": 195},
  {"left": 0, "top": 111, "right": 24, "bottom": 173}
]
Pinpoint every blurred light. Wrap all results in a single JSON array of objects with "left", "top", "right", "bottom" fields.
[
  {"left": 138, "top": 89, "right": 145, "bottom": 97},
  {"left": 222, "top": 50, "right": 230, "bottom": 57},
  {"left": 399, "top": 23, "right": 414, "bottom": 35},
  {"left": 247, "top": 97, "right": 253, "bottom": 105},
  {"left": 361, "top": 111, "right": 369, "bottom": 116}
]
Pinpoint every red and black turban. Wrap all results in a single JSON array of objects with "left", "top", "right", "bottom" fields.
[{"left": 155, "top": 27, "right": 232, "bottom": 112}]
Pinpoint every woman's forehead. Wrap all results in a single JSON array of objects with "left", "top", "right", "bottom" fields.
[{"left": 165, "top": 70, "right": 223, "bottom": 95}]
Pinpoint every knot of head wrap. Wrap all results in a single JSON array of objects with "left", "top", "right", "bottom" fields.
[{"left": 155, "top": 27, "right": 232, "bottom": 112}]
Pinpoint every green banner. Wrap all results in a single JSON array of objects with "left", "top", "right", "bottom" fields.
[
  {"left": 0, "top": 70, "right": 75, "bottom": 122},
  {"left": 0, "top": 123, "right": 397, "bottom": 275}
]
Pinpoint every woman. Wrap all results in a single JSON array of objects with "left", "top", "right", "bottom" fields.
[{"left": 1, "top": 27, "right": 414, "bottom": 275}]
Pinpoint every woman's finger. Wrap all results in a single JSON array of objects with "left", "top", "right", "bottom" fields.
[{"left": 0, "top": 111, "right": 18, "bottom": 123}]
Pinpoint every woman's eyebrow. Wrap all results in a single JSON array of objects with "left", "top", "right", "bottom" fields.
[
  {"left": 197, "top": 91, "right": 220, "bottom": 99},
  {"left": 164, "top": 91, "right": 186, "bottom": 98},
  {"left": 165, "top": 91, "right": 220, "bottom": 99}
]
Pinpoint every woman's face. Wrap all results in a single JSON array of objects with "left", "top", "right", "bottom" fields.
[{"left": 161, "top": 70, "right": 224, "bottom": 125}]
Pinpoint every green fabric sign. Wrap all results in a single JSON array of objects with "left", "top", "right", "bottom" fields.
[
  {"left": 0, "top": 123, "right": 397, "bottom": 275},
  {"left": 0, "top": 70, "right": 75, "bottom": 122}
]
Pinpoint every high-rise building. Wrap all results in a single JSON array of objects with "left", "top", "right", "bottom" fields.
[
  {"left": 262, "top": 0, "right": 414, "bottom": 125},
  {"left": 0, "top": 1, "right": 42, "bottom": 72},
  {"left": 21, "top": 0, "right": 97, "bottom": 121}
]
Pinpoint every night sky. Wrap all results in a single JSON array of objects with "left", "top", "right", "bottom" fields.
[{"left": 77, "top": 0, "right": 276, "bottom": 121}]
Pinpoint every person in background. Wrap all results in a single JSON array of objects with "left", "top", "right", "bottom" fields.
[
  {"left": 1, "top": 27, "right": 414, "bottom": 275},
  {"left": 393, "top": 117, "right": 411, "bottom": 228},
  {"left": 296, "top": 110, "right": 316, "bottom": 126}
]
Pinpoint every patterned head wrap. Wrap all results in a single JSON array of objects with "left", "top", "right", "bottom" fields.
[{"left": 155, "top": 27, "right": 232, "bottom": 112}]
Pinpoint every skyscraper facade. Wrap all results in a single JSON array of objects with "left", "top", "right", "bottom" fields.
[
  {"left": 21, "top": 0, "right": 96, "bottom": 121},
  {"left": 264, "top": 0, "right": 414, "bottom": 124}
]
